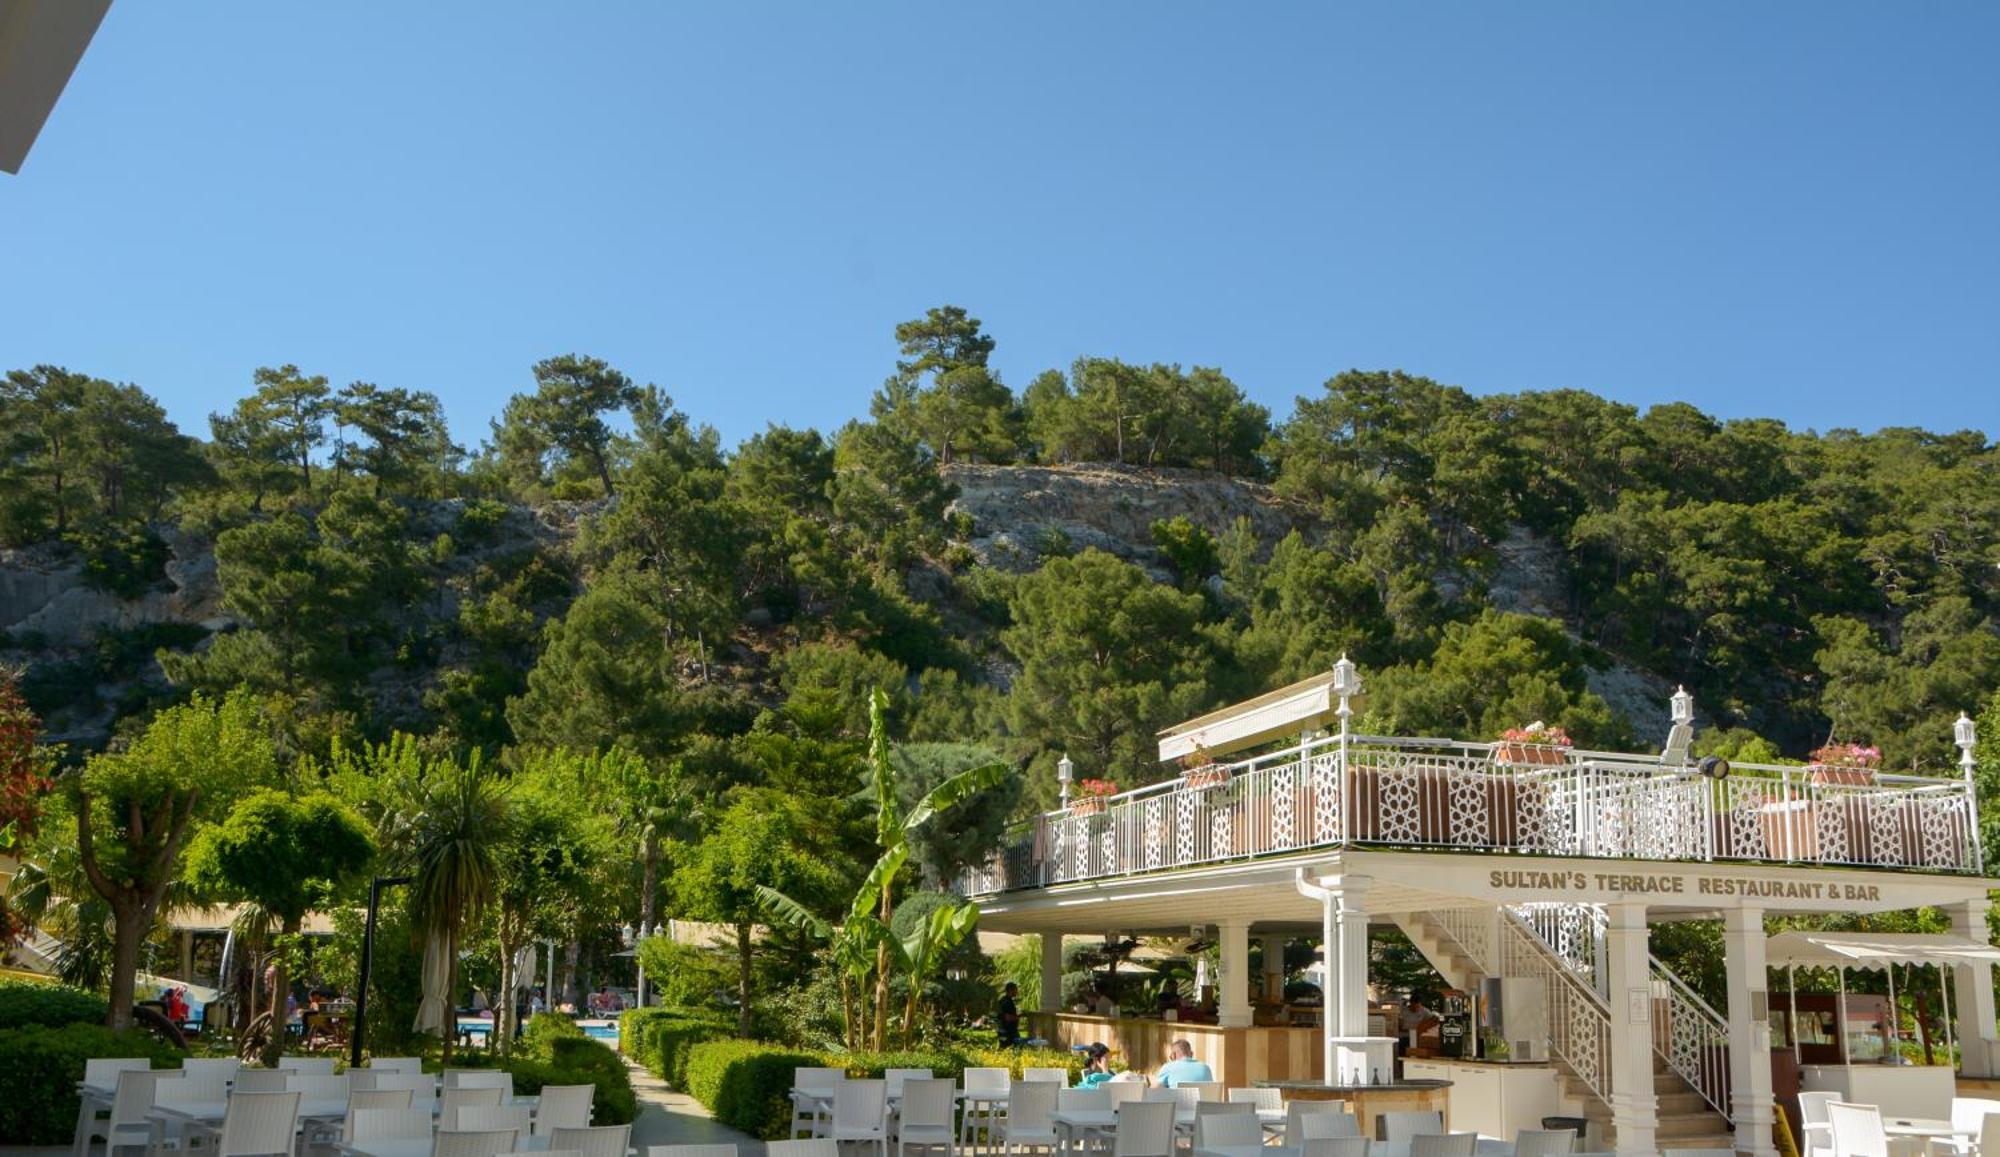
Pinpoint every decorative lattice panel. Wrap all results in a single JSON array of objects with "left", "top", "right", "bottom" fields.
[
  {"left": 1272, "top": 764, "right": 1296, "bottom": 849},
  {"left": 1447, "top": 762, "right": 1491, "bottom": 847}
]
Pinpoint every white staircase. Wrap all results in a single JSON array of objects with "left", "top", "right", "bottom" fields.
[{"left": 1395, "top": 906, "right": 1735, "bottom": 1152}]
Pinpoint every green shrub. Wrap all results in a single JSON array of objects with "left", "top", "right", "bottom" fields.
[
  {"left": 0, "top": 1023, "right": 184, "bottom": 1143},
  {"left": 958, "top": 1045, "right": 1081, "bottom": 1082},
  {"left": 502, "top": 1040, "right": 637, "bottom": 1126},
  {"left": 620, "top": 1006, "right": 728, "bottom": 1086},
  {"left": 520, "top": 1012, "right": 587, "bottom": 1055},
  {"left": 0, "top": 978, "right": 109, "bottom": 1030},
  {"left": 839, "top": 1049, "right": 968, "bottom": 1079},
  {"left": 683, "top": 1039, "right": 823, "bottom": 1140}
]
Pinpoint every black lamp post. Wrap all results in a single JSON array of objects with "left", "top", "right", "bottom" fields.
[{"left": 350, "top": 875, "right": 414, "bottom": 1069}]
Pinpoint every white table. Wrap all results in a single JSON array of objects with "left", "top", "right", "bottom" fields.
[
  {"left": 1881, "top": 1116, "right": 1968, "bottom": 1157},
  {"left": 336, "top": 1138, "right": 580, "bottom": 1157}
]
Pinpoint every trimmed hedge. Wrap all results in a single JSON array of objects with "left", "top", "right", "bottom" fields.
[
  {"left": 620, "top": 1006, "right": 729, "bottom": 1087},
  {"left": 679, "top": 1040, "right": 1082, "bottom": 1140},
  {"left": 0, "top": 978, "right": 110, "bottom": 1030},
  {"left": 0, "top": 1023, "right": 185, "bottom": 1144},
  {"left": 684, "top": 1040, "right": 825, "bottom": 1139},
  {"left": 451, "top": 1016, "right": 638, "bottom": 1126}
]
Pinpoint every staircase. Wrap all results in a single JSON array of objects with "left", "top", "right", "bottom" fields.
[{"left": 1395, "top": 908, "right": 1735, "bottom": 1152}]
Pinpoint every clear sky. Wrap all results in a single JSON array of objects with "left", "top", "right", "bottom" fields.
[{"left": 4, "top": 3, "right": 1996, "bottom": 449}]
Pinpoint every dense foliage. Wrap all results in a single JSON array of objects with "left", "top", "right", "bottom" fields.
[
  {"left": 0, "top": 977, "right": 109, "bottom": 1030},
  {"left": 0, "top": 1023, "right": 183, "bottom": 1144}
]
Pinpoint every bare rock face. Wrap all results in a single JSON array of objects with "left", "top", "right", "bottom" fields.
[
  {"left": 0, "top": 527, "right": 229, "bottom": 645},
  {"left": 943, "top": 463, "right": 1312, "bottom": 576}
]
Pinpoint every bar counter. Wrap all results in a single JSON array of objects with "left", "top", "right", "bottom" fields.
[
  {"left": 1026, "top": 1012, "right": 1323, "bottom": 1086},
  {"left": 1257, "top": 1078, "right": 1453, "bottom": 1140}
]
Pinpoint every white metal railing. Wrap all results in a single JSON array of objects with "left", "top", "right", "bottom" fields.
[
  {"left": 1651, "top": 954, "right": 1732, "bottom": 1120},
  {"left": 1431, "top": 906, "right": 1615, "bottom": 1101},
  {"left": 959, "top": 733, "right": 1980, "bottom": 894}
]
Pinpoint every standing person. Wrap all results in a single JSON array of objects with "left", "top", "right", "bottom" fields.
[
  {"left": 1154, "top": 1039, "right": 1213, "bottom": 1087},
  {"left": 1403, "top": 995, "right": 1441, "bottom": 1053},
  {"left": 996, "top": 981, "right": 1023, "bottom": 1047}
]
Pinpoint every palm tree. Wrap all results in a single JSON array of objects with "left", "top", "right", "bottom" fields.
[{"left": 402, "top": 755, "right": 509, "bottom": 1059}]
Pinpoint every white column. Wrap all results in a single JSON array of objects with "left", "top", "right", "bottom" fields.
[
  {"left": 1951, "top": 898, "right": 1999, "bottom": 1077},
  {"left": 1724, "top": 905, "right": 1777, "bottom": 1157},
  {"left": 1262, "top": 933, "right": 1288, "bottom": 1004},
  {"left": 1219, "top": 920, "right": 1252, "bottom": 1027},
  {"left": 1334, "top": 878, "right": 1372, "bottom": 1036},
  {"left": 1321, "top": 886, "right": 1338, "bottom": 1084},
  {"left": 1603, "top": 901, "right": 1657, "bottom": 1157},
  {"left": 1039, "top": 932, "right": 1064, "bottom": 1014}
]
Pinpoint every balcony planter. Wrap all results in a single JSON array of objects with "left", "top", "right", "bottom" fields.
[
  {"left": 1068, "top": 797, "right": 1106, "bottom": 817},
  {"left": 1181, "top": 764, "right": 1230, "bottom": 791},
  {"left": 1494, "top": 742, "right": 1570, "bottom": 766},
  {"left": 1807, "top": 765, "right": 1876, "bottom": 787}
]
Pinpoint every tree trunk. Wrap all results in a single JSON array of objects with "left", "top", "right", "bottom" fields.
[
  {"left": 260, "top": 918, "right": 300, "bottom": 1067},
  {"left": 496, "top": 938, "right": 516, "bottom": 1055},
  {"left": 593, "top": 450, "right": 615, "bottom": 497},
  {"left": 640, "top": 833, "right": 660, "bottom": 936},
  {"left": 736, "top": 923, "right": 754, "bottom": 1038},
  {"left": 560, "top": 939, "right": 580, "bottom": 1010},
  {"left": 107, "top": 903, "right": 145, "bottom": 1030}
]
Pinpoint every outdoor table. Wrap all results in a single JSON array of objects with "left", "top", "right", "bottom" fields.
[
  {"left": 1359, "top": 1142, "right": 1516, "bottom": 1157},
  {"left": 958, "top": 1088, "right": 1011, "bottom": 1152},
  {"left": 1881, "top": 1116, "right": 1968, "bottom": 1157},
  {"left": 146, "top": 1098, "right": 350, "bottom": 1157},
  {"left": 336, "top": 1138, "right": 634, "bottom": 1157}
]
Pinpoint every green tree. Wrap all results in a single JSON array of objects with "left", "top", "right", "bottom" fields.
[
  {"left": 1367, "top": 610, "right": 1626, "bottom": 746},
  {"left": 871, "top": 306, "right": 1015, "bottom": 464},
  {"left": 488, "top": 354, "right": 640, "bottom": 498},
  {"left": 333, "top": 382, "right": 459, "bottom": 497},
  {"left": 209, "top": 365, "right": 332, "bottom": 507},
  {"left": 68, "top": 692, "right": 277, "bottom": 1028},
  {"left": 184, "top": 790, "right": 375, "bottom": 1063},
  {"left": 391, "top": 753, "right": 508, "bottom": 1056}
]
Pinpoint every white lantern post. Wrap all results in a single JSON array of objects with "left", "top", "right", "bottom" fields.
[
  {"left": 1672, "top": 685, "right": 1694, "bottom": 727},
  {"left": 1057, "top": 753, "right": 1075, "bottom": 808},
  {"left": 1331, "top": 656, "right": 1362, "bottom": 842},
  {"left": 1957, "top": 713, "right": 1980, "bottom": 873}
]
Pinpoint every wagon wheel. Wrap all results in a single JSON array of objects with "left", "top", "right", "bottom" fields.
[{"left": 238, "top": 1010, "right": 274, "bottom": 1061}]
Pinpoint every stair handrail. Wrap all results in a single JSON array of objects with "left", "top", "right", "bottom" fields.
[
  {"left": 1648, "top": 954, "right": 1733, "bottom": 1121},
  {"left": 1428, "top": 908, "right": 1614, "bottom": 1103}
]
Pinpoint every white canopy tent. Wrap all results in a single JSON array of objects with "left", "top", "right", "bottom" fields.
[{"left": 1766, "top": 932, "right": 2000, "bottom": 1066}]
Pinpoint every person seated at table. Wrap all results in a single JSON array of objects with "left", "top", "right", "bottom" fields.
[
  {"left": 1154, "top": 1039, "right": 1213, "bottom": 1087},
  {"left": 1077, "top": 1042, "right": 1117, "bottom": 1087},
  {"left": 1156, "top": 980, "right": 1183, "bottom": 1016}
]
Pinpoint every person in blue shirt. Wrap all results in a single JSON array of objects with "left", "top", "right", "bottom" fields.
[
  {"left": 1154, "top": 1039, "right": 1214, "bottom": 1087},
  {"left": 1076, "top": 1042, "right": 1117, "bottom": 1087}
]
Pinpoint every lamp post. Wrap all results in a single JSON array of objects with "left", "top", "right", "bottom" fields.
[
  {"left": 1957, "top": 713, "right": 1980, "bottom": 872},
  {"left": 1057, "top": 753, "right": 1074, "bottom": 807},
  {"left": 350, "top": 874, "right": 414, "bottom": 1069},
  {"left": 1331, "top": 656, "right": 1361, "bottom": 843},
  {"left": 1672, "top": 685, "right": 1694, "bottom": 727}
]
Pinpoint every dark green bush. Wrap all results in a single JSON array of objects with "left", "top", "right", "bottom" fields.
[
  {"left": 839, "top": 1049, "right": 967, "bottom": 1079},
  {"left": 502, "top": 1044, "right": 637, "bottom": 1126},
  {"left": 0, "top": 1023, "right": 184, "bottom": 1143},
  {"left": 620, "top": 1006, "right": 728, "bottom": 1086},
  {"left": 683, "top": 1039, "right": 823, "bottom": 1140},
  {"left": 520, "top": 1012, "right": 587, "bottom": 1054},
  {"left": 0, "top": 979, "right": 110, "bottom": 1030}
]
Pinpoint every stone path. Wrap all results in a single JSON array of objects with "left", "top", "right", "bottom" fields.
[{"left": 626, "top": 1060, "right": 765, "bottom": 1155}]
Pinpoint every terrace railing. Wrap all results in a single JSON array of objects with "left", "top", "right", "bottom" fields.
[{"left": 958, "top": 734, "right": 1979, "bottom": 896}]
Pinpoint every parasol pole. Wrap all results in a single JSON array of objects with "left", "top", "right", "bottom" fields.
[{"left": 1789, "top": 964, "right": 1800, "bottom": 1064}]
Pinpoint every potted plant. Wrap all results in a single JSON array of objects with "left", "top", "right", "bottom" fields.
[
  {"left": 1070, "top": 778, "right": 1118, "bottom": 816},
  {"left": 1494, "top": 722, "right": 1573, "bottom": 766},
  {"left": 1808, "top": 742, "right": 1880, "bottom": 786},
  {"left": 1179, "top": 745, "right": 1229, "bottom": 791}
]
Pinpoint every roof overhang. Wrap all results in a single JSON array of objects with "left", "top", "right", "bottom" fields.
[
  {"left": 1766, "top": 931, "right": 2000, "bottom": 971},
  {"left": 0, "top": 0, "right": 112, "bottom": 174},
  {"left": 1157, "top": 671, "right": 1337, "bottom": 764}
]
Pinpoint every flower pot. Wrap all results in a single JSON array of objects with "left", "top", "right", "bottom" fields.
[
  {"left": 1808, "top": 765, "right": 1875, "bottom": 787},
  {"left": 1069, "top": 798, "right": 1106, "bottom": 816},
  {"left": 1181, "top": 766, "right": 1229, "bottom": 791},
  {"left": 1495, "top": 742, "right": 1569, "bottom": 766}
]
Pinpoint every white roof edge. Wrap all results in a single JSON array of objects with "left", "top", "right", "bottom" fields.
[{"left": 1157, "top": 671, "right": 1338, "bottom": 763}]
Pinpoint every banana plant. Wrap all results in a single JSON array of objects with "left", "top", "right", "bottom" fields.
[{"left": 897, "top": 898, "right": 980, "bottom": 1048}]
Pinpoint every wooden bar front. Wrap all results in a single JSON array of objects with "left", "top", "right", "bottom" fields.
[{"left": 1027, "top": 1012, "right": 1322, "bottom": 1086}]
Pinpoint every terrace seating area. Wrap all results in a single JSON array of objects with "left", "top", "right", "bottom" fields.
[{"left": 72, "top": 1055, "right": 621, "bottom": 1157}]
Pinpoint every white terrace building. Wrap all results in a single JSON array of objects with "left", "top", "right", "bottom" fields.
[{"left": 960, "top": 661, "right": 1994, "bottom": 1156}]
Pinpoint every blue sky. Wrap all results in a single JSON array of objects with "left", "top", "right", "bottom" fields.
[{"left": 4, "top": 3, "right": 1996, "bottom": 449}]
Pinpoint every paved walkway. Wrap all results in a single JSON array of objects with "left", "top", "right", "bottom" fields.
[{"left": 626, "top": 1060, "right": 764, "bottom": 1155}]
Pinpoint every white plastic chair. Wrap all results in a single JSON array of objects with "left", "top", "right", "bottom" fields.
[
  {"left": 370, "top": 1072, "right": 440, "bottom": 1098},
  {"left": 348, "top": 1107, "right": 432, "bottom": 1142},
  {"left": 458, "top": 1105, "right": 533, "bottom": 1138},
  {"left": 1379, "top": 1111, "right": 1444, "bottom": 1143},
  {"left": 647, "top": 1147, "right": 739, "bottom": 1157},
  {"left": 287, "top": 1073, "right": 351, "bottom": 1100},
  {"left": 96, "top": 1069, "right": 176, "bottom": 1157},
  {"left": 1408, "top": 1135, "right": 1476, "bottom": 1157},
  {"left": 368, "top": 1058, "right": 425, "bottom": 1075},
  {"left": 769, "top": 1142, "right": 840, "bottom": 1157},
  {"left": 1058, "top": 1089, "right": 1109, "bottom": 1112},
  {"left": 790, "top": 1068, "right": 846, "bottom": 1139},
  {"left": 440, "top": 1086, "right": 504, "bottom": 1129},
  {"left": 1826, "top": 1101, "right": 1887, "bottom": 1157},
  {"left": 830, "top": 1081, "right": 889, "bottom": 1157},
  {"left": 535, "top": 1084, "right": 596, "bottom": 1134},
  {"left": 998, "top": 1080, "right": 1058, "bottom": 1156},
  {"left": 77, "top": 1059, "right": 159, "bottom": 1157},
  {"left": 433, "top": 1129, "right": 520, "bottom": 1157},
  {"left": 1180, "top": 1082, "right": 1224, "bottom": 1104},
  {"left": 1298, "top": 1113, "right": 1361, "bottom": 1141},
  {"left": 1283, "top": 1100, "right": 1353, "bottom": 1146},
  {"left": 210, "top": 1090, "right": 303, "bottom": 1157},
  {"left": 444, "top": 1070, "right": 514, "bottom": 1095},
  {"left": 1022, "top": 1068, "right": 1069, "bottom": 1088},
  {"left": 896, "top": 1078, "right": 958, "bottom": 1157},
  {"left": 1799, "top": 1091, "right": 1839, "bottom": 1157},
  {"left": 179, "top": 1058, "right": 241, "bottom": 1100},
  {"left": 1661, "top": 1150, "right": 1735, "bottom": 1157},
  {"left": 1195, "top": 1113, "right": 1261, "bottom": 1148},
  {"left": 886, "top": 1068, "right": 935, "bottom": 1100},
  {"left": 1513, "top": 1128, "right": 1576, "bottom": 1157},
  {"left": 1100, "top": 1084, "right": 1145, "bottom": 1107},
  {"left": 1225, "top": 1087, "right": 1280, "bottom": 1112},
  {"left": 86, "top": 1059, "right": 158, "bottom": 1090},
  {"left": 277, "top": 1057, "right": 338, "bottom": 1076},
  {"left": 153, "top": 1070, "right": 225, "bottom": 1156},
  {"left": 1110, "top": 1102, "right": 1174, "bottom": 1157},
  {"left": 232, "top": 1070, "right": 288, "bottom": 1093},
  {"left": 342, "top": 1090, "right": 416, "bottom": 1139},
  {"left": 547, "top": 1124, "right": 633, "bottom": 1157},
  {"left": 1300, "top": 1140, "right": 1370, "bottom": 1157}
]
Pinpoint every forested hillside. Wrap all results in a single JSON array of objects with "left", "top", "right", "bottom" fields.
[{"left": 4, "top": 305, "right": 1997, "bottom": 811}]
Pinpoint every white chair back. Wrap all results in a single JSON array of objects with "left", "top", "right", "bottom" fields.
[
  {"left": 648, "top": 1147, "right": 740, "bottom": 1157},
  {"left": 278, "top": 1057, "right": 337, "bottom": 1075},
  {"left": 1111, "top": 1101, "right": 1175, "bottom": 1157},
  {"left": 1409, "top": 1135, "right": 1476, "bottom": 1157},
  {"left": 900, "top": 1078, "right": 956, "bottom": 1129},
  {"left": 370, "top": 1072, "right": 439, "bottom": 1097},
  {"left": 216, "top": 1090, "right": 302, "bottom": 1157},
  {"left": 1661, "top": 1150, "right": 1736, "bottom": 1157},
  {"left": 1979, "top": 1114, "right": 2000, "bottom": 1157},
  {"left": 1226, "top": 1087, "right": 1281, "bottom": 1111},
  {"left": 1140, "top": 1087, "right": 1179, "bottom": 1104},
  {"left": 547, "top": 1124, "right": 633, "bottom": 1157},
  {"left": 1380, "top": 1111, "right": 1445, "bottom": 1143},
  {"left": 768, "top": 1142, "right": 839, "bottom": 1157},
  {"left": 1007, "top": 1081, "right": 1059, "bottom": 1132},
  {"left": 961, "top": 1066, "right": 1010, "bottom": 1096},
  {"left": 368, "top": 1057, "right": 424, "bottom": 1074},
  {"left": 885, "top": 1067, "right": 933, "bottom": 1099},
  {"left": 1023, "top": 1067, "right": 1069, "bottom": 1087},
  {"left": 1196, "top": 1113, "right": 1262, "bottom": 1148},
  {"left": 1058, "top": 1088, "right": 1109, "bottom": 1112},
  {"left": 1513, "top": 1128, "right": 1576, "bottom": 1157},
  {"left": 1102, "top": 1082, "right": 1146, "bottom": 1106},
  {"left": 1950, "top": 1098, "right": 2000, "bottom": 1137},
  {"left": 343, "top": 1089, "right": 415, "bottom": 1137},
  {"left": 86, "top": 1059, "right": 155, "bottom": 1091},
  {"left": 232, "top": 1070, "right": 289, "bottom": 1093},
  {"left": 444, "top": 1069, "right": 514, "bottom": 1094},
  {"left": 459, "top": 1105, "right": 533, "bottom": 1137},
  {"left": 1181, "top": 1081, "right": 1225, "bottom": 1103},
  {"left": 1299, "top": 1112, "right": 1361, "bottom": 1140},
  {"left": 180, "top": 1057, "right": 240, "bottom": 1100},
  {"left": 348, "top": 1107, "right": 432, "bottom": 1142},
  {"left": 110, "top": 1069, "right": 175, "bottom": 1130},
  {"left": 1301, "top": 1141, "right": 1370, "bottom": 1157},
  {"left": 832, "top": 1080, "right": 887, "bottom": 1134},
  {"left": 795, "top": 1067, "right": 846, "bottom": 1092},
  {"left": 1825, "top": 1101, "right": 1888, "bottom": 1157},
  {"left": 440, "top": 1086, "right": 505, "bottom": 1128},
  {"left": 286, "top": 1073, "right": 350, "bottom": 1102},
  {"left": 1285, "top": 1100, "right": 1355, "bottom": 1145},
  {"left": 434, "top": 1129, "right": 520, "bottom": 1157},
  {"left": 536, "top": 1084, "right": 596, "bottom": 1133}
]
